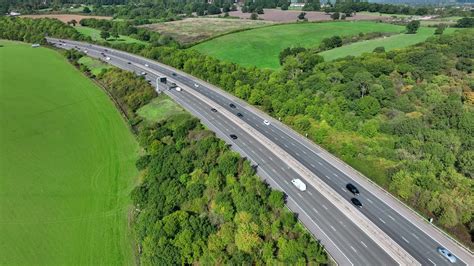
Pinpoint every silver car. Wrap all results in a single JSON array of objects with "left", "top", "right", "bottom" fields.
[{"left": 437, "top": 247, "right": 457, "bottom": 263}]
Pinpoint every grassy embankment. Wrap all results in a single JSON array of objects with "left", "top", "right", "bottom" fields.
[
  {"left": 0, "top": 40, "right": 138, "bottom": 265},
  {"left": 76, "top": 26, "right": 148, "bottom": 45}
]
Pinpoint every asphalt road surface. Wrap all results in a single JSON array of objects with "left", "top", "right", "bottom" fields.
[{"left": 49, "top": 38, "right": 473, "bottom": 266}]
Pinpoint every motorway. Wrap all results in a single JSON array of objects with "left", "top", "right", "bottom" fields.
[{"left": 49, "top": 38, "right": 473, "bottom": 266}]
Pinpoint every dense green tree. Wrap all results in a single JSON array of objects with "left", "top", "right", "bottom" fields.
[
  {"left": 406, "top": 20, "right": 421, "bottom": 34},
  {"left": 100, "top": 30, "right": 110, "bottom": 40}
]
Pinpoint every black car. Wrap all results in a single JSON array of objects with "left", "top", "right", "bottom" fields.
[
  {"left": 211, "top": 108, "right": 217, "bottom": 112},
  {"left": 127, "top": 62, "right": 131, "bottom": 64},
  {"left": 351, "top": 198, "right": 362, "bottom": 208},
  {"left": 229, "top": 103, "right": 236, "bottom": 108},
  {"left": 230, "top": 134, "right": 238, "bottom": 140},
  {"left": 172, "top": 72, "right": 177, "bottom": 76},
  {"left": 236, "top": 113, "right": 243, "bottom": 117},
  {"left": 346, "top": 183, "right": 359, "bottom": 195}
]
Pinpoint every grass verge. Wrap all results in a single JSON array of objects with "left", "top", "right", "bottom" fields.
[{"left": 137, "top": 94, "right": 186, "bottom": 123}]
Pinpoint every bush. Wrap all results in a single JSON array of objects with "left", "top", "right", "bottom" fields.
[
  {"left": 455, "top": 17, "right": 474, "bottom": 28},
  {"left": 373, "top": 46, "right": 385, "bottom": 53}
]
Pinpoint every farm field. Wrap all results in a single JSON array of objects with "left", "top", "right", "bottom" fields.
[
  {"left": 141, "top": 18, "right": 273, "bottom": 45},
  {"left": 0, "top": 41, "right": 138, "bottom": 265},
  {"left": 192, "top": 21, "right": 405, "bottom": 69},
  {"left": 76, "top": 26, "right": 148, "bottom": 45},
  {"left": 227, "top": 8, "right": 387, "bottom": 22},
  {"left": 320, "top": 27, "right": 456, "bottom": 61}
]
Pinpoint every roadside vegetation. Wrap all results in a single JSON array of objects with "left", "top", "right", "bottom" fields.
[
  {"left": 76, "top": 26, "right": 148, "bottom": 45},
  {"left": 132, "top": 114, "right": 327, "bottom": 264},
  {"left": 65, "top": 52, "right": 329, "bottom": 264},
  {"left": 0, "top": 40, "right": 138, "bottom": 265},
  {"left": 145, "top": 30, "right": 474, "bottom": 246},
  {"left": 137, "top": 95, "right": 187, "bottom": 124},
  {"left": 192, "top": 21, "right": 406, "bottom": 69}
]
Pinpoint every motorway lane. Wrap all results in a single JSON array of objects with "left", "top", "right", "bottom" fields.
[
  {"left": 168, "top": 87, "right": 397, "bottom": 266},
  {"left": 52, "top": 41, "right": 398, "bottom": 265},
  {"left": 142, "top": 60, "right": 469, "bottom": 265},
  {"left": 51, "top": 40, "right": 472, "bottom": 265},
  {"left": 185, "top": 90, "right": 467, "bottom": 265}
]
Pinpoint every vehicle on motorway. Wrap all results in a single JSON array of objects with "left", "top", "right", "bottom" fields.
[
  {"left": 194, "top": 83, "right": 199, "bottom": 88},
  {"left": 100, "top": 52, "right": 105, "bottom": 56},
  {"left": 140, "top": 72, "right": 147, "bottom": 76},
  {"left": 230, "top": 134, "right": 238, "bottom": 140},
  {"left": 104, "top": 49, "right": 108, "bottom": 52},
  {"left": 263, "top": 120, "right": 270, "bottom": 125},
  {"left": 176, "top": 87, "right": 182, "bottom": 92},
  {"left": 437, "top": 247, "right": 457, "bottom": 263},
  {"left": 144, "top": 64, "right": 149, "bottom": 67},
  {"left": 127, "top": 62, "right": 131, "bottom": 64},
  {"left": 229, "top": 103, "right": 236, "bottom": 108},
  {"left": 351, "top": 198, "right": 362, "bottom": 208},
  {"left": 346, "top": 183, "right": 359, "bottom": 195},
  {"left": 83, "top": 50, "right": 88, "bottom": 53},
  {"left": 291, "top": 179, "right": 307, "bottom": 191},
  {"left": 168, "top": 83, "right": 177, "bottom": 89},
  {"left": 211, "top": 108, "right": 217, "bottom": 112},
  {"left": 105, "top": 57, "right": 111, "bottom": 61},
  {"left": 236, "top": 113, "right": 243, "bottom": 117},
  {"left": 172, "top": 72, "right": 177, "bottom": 76}
]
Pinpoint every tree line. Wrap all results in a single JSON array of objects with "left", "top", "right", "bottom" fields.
[{"left": 0, "top": 17, "right": 84, "bottom": 44}]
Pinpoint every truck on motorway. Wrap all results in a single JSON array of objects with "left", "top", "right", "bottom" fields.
[{"left": 291, "top": 179, "right": 307, "bottom": 191}]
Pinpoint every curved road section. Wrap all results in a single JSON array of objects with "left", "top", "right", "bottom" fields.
[{"left": 48, "top": 38, "right": 473, "bottom": 266}]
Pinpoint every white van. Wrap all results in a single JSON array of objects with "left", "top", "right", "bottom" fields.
[{"left": 291, "top": 179, "right": 306, "bottom": 191}]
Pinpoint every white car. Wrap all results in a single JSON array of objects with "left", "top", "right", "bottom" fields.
[
  {"left": 176, "top": 87, "right": 182, "bottom": 92},
  {"left": 140, "top": 72, "right": 146, "bottom": 76},
  {"left": 194, "top": 83, "right": 199, "bottom": 88},
  {"left": 437, "top": 247, "right": 457, "bottom": 263},
  {"left": 144, "top": 64, "right": 149, "bottom": 67},
  {"left": 105, "top": 57, "right": 111, "bottom": 61},
  {"left": 291, "top": 179, "right": 306, "bottom": 191},
  {"left": 263, "top": 120, "right": 270, "bottom": 126}
]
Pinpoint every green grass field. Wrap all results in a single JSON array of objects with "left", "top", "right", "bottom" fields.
[
  {"left": 320, "top": 27, "right": 456, "bottom": 61},
  {"left": 0, "top": 41, "right": 138, "bottom": 265},
  {"left": 137, "top": 94, "right": 186, "bottom": 123},
  {"left": 76, "top": 26, "right": 148, "bottom": 45},
  {"left": 192, "top": 21, "right": 405, "bottom": 69}
]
